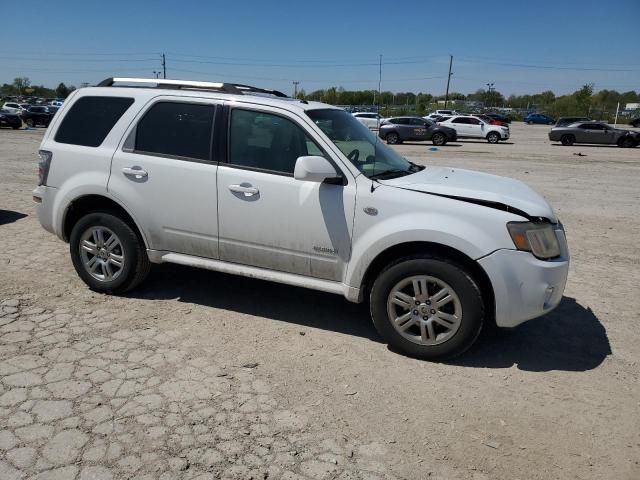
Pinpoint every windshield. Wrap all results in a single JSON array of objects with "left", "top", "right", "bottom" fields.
[{"left": 306, "top": 108, "right": 412, "bottom": 178}]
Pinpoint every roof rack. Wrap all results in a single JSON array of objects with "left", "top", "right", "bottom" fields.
[{"left": 96, "top": 78, "right": 289, "bottom": 98}]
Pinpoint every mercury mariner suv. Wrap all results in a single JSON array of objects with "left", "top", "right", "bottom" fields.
[{"left": 33, "top": 78, "right": 569, "bottom": 360}]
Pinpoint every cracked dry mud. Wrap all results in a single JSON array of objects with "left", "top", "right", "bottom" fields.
[{"left": 0, "top": 300, "right": 399, "bottom": 480}]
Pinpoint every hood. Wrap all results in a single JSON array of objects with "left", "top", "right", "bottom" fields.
[{"left": 381, "top": 166, "right": 557, "bottom": 221}]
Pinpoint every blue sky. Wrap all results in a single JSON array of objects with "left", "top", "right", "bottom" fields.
[{"left": 1, "top": 0, "right": 638, "bottom": 96}]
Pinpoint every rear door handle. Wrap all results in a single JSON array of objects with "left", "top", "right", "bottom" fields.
[
  {"left": 122, "top": 167, "right": 148, "bottom": 178},
  {"left": 229, "top": 184, "right": 259, "bottom": 196}
]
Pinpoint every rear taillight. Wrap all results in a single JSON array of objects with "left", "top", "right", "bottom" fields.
[{"left": 38, "top": 150, "right": 52, "bottom": 186}]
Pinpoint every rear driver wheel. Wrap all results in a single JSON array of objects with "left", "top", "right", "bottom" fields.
[
  {"left": 386, "top": 132, "right": 400, "bottom": 145},
  {"left": 69, "top": 212, "right": 150, "bottom": 293}
]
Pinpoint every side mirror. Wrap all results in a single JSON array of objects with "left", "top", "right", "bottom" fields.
[{"left": 294, "top": 156, "right": 340, "bottom": 183}]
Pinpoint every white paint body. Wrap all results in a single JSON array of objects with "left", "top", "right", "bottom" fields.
[
  {"left": 352, "top": 112, "right": 383, "bottom": 129},
  {"left": 34, "top": 84, "right": 569, "bottom": 329},
  {"left": 439, "top": 115, "right": 510, "bottom": 141}
]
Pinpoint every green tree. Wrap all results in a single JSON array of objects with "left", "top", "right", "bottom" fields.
[
  {"left": 55, "top": 83, "right": 71, "bottom": 98},
  {"left": 13, "top": 77, "right": 31, "bottom": 94}
]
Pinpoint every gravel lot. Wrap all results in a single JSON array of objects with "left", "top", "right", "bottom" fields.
[{"left": 1, "top": 123, "right": 639, "bottom": 480}]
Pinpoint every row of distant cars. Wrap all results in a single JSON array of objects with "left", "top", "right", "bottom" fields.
[
  {"left": 0, "top": 99, "right": 64, "bottom": 129},
  {"left": 352, "top": 109, "right": 640, "bottom": 148}
]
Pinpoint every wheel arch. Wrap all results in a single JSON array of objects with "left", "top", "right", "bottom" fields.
[
  {"left": 62, "top": 194, "right": 149, "bottom": 249},
  {"left": 359, "top": 241, "right": 496, "bottom": 325}
]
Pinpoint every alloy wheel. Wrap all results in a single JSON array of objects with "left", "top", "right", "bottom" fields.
[
  {"left": 386, "top": 275, "right": 462, "bottom": 346},
  {"left": 79, "top": 226, "right": 125, "bottom": 282}
]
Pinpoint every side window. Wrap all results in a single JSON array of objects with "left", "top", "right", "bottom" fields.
[
  {"left": 135, "top": 102, "right": 215, "bottom": 161},
  {"left": 452, "top": 117, "right": 467, "bottom": 124},
  {"left": 409, "top": 118, "right": 425, "bottom": 126},
  {"left": 468, "top": 118, "right": 481, "bottom": 125},
  {"left": 229, "top": 109, "right": 322, "bottom": 175},
  {"left": 55, "top": 96, "right": 134, "bottom": 147}
]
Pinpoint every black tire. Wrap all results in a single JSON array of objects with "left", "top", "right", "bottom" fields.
[
  {"left": 69, "top": 211, "right": 150, "bottom": 294},
  {"left": 386, "top": 132, "right": 400, "bottom": 145},
  {"left": 432, "top": 132, "right": 447, "bottom": 146},
  {"left": 25, "top": 118, "right": 34, "bottom": 128},
  {"left": 11, "top": 125, "right": 20, "bottom": 130},
  {"left": 369, "top": 256, "right": 485, "bottom": 361},
  {"left": 561, "top": 134, "right": 575, "bottom": 146},
  {"left": 618, "top": 136, "right": 636, "bottom": 148},
  {"left": 487, "top": 132, "right": 500, "bottom": 144}
]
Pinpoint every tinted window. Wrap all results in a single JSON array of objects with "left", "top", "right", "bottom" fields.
[
  {"left": 135, "top": 102, "right": 215, "bottom": 160},
  {"left": 55, "top": 96, "right": 134, "bottom": 147},
  {"left": 468, "top": 118, "right": 481, "bottom": 125},
  {"left": 229, "top": 109, "right": 321, "bottom": 174},
  {"left": 395, "top": 118, "right": 411, "bottom": 125},
  {"left": 579, "top": 123, "right": 603, "bottom": 130},
  {"left": 409, "top": 118, "right": 425, "bottom": 126},
  {"left": 451, "top": 117, "right": 468, "bottom": 124}
]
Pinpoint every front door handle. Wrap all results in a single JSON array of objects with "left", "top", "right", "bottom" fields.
[
  {"left": 122, "top": 167, "right": 148, "bottom": 178},
  {"left": 229, "top": 184, "right": 259, "bottom": 196}
]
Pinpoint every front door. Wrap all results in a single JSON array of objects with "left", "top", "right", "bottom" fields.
[
  {"left": 217, "top": 106, "right": 356, "bottom": 282},
  {"left": 109, "top": 99, "right": 220, "bottom": 259}
]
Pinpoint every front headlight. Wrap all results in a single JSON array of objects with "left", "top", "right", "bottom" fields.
[{"left": 507, "top": 222, "right": 561, "bottom": 259}]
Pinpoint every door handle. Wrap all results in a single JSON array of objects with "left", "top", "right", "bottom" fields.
[
  {"left": 229, "top": 184, "right": 259, "bottom": 196},
  {"left": 122, "top": 167, "right": 148, "bottom": 178}
]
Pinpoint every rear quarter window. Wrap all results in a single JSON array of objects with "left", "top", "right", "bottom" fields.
[{"left": 55, "top": 96, "right": 134, "bottom": 147}]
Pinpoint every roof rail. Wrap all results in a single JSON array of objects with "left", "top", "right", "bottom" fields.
[{"left": 96, "top": 78, "right": 289, "bottom": 98}]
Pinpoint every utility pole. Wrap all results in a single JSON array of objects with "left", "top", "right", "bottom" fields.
[
  {"left": 161, "top": 53, "right": 166, "bottom": 79},
  {"left": 486, "top": 82, "right": 495, "bottom": 108},
  {"left": 377, "top": 54, "right": 382, "bottom": 115},
  {"left": 292, "top": 81, "right": 300, "bottom": 99},
  {"left": 444, "top": 55, "right": 453, "bottom": 109}
]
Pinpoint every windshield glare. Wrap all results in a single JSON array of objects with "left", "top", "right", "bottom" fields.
[{"left": 306, "top": 109, "right": 411, "bottom": 177}]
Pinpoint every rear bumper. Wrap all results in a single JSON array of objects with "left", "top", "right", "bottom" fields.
[
  {"left": 32, "top": 185, "right": 59, "bottom": 237},
  {"left": 478, "top": 228, "right": 569, "bottom": 328}
]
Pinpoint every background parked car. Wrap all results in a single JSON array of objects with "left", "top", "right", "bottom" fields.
[
  {"left": 475, "top": 114, "right": 508, "bottom": 126},
  {"left": 524, "top": 113, "right": 556, "bottom": 125},
  {"left": 21, "top": 106, "right": 54, "bottom": 127},
  {"left": 2, "top": 102, "right": 24, "bottom": 115},
  {"left": 630, "top": 117, "right": 640, "bottom": 128},
  {"left": 438, "top": 115, "right": 510, "bottom": 143},
  {"left": 549, "top": 121, "right": 638, "bottom": 147},
  {"left": 555, "top": 117, "right": 591, "bottom": 127},
  {"left": 379, "top": 117, "right": 457, "bottom": 145},
  {"left": 352, "top": 112, "right": 384, "bottom": 129},
  {"left": 485, "top": 113, "right": 511, "bottom": 124},
  {"left": 0, "top": 109, "right": 22, "bottom": 129}
]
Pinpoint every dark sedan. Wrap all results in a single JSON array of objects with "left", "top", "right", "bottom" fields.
[
  {"left": 22, "top": 106, "right": 54, "bottom": 128},
  {"left": 549, "top": 121, "right": 638, "bottom": 147},
  {"left": 379, "top": 117, "right": 457, "bottom": 145},
  {"left": 525, "top": 113, "right": 556, "bottom": 125},
  {"left": 0, "top": 109, "right": 22, "bottom": 129},
  {"left": 630, "top": 117, "right": 640, "bottom": 128}
]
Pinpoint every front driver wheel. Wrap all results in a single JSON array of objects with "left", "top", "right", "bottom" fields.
[
  {"left": 432, "top": 132, "right": 447, "bottom": 146},
  {"left": 69, "top": 212, "right": 150, "bottom": 293},
  {"left": 370, "top": 256, "right": 484, "bottom": 360},
  {"left": 487, "top": 132, "right": 500, "bottom": 143}
]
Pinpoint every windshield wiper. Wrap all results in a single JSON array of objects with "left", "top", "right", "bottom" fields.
[{"left": 369, "top": 169, "right": 412, "bottom": 180}]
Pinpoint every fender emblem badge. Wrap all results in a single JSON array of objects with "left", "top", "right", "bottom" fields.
[{"left": 364, "top": 207, "right": 378, "bottom": 216}]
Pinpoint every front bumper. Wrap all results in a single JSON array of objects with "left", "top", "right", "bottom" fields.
[{"left": 478, "top": 228, "right": 569, "bottom": 328}]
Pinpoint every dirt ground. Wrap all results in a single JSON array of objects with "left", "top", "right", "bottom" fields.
[{"left": 1, "top": 123, "right": 639, "bottom": 480}]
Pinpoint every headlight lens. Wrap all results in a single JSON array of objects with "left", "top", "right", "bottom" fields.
[{"left": 507, "top": 222, "right": 561, "bottom": 259}]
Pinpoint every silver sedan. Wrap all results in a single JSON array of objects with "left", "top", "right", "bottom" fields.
[{"left": 549, "top": 121, "right": 638, "bottom": 147}]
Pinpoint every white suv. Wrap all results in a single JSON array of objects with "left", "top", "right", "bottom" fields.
[
  {"left": 352, "top": 112, "right": 383, "bottom": 129},
  {"left": 438, "top": 115, "right": 510, "bottom": 143},
  {"left": 33, "top": 77, "right": 569, "bottom": 360}
]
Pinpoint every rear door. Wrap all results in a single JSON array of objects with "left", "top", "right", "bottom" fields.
[{"left": 109, "top": 97, "right": 220, "bottom": 259}]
